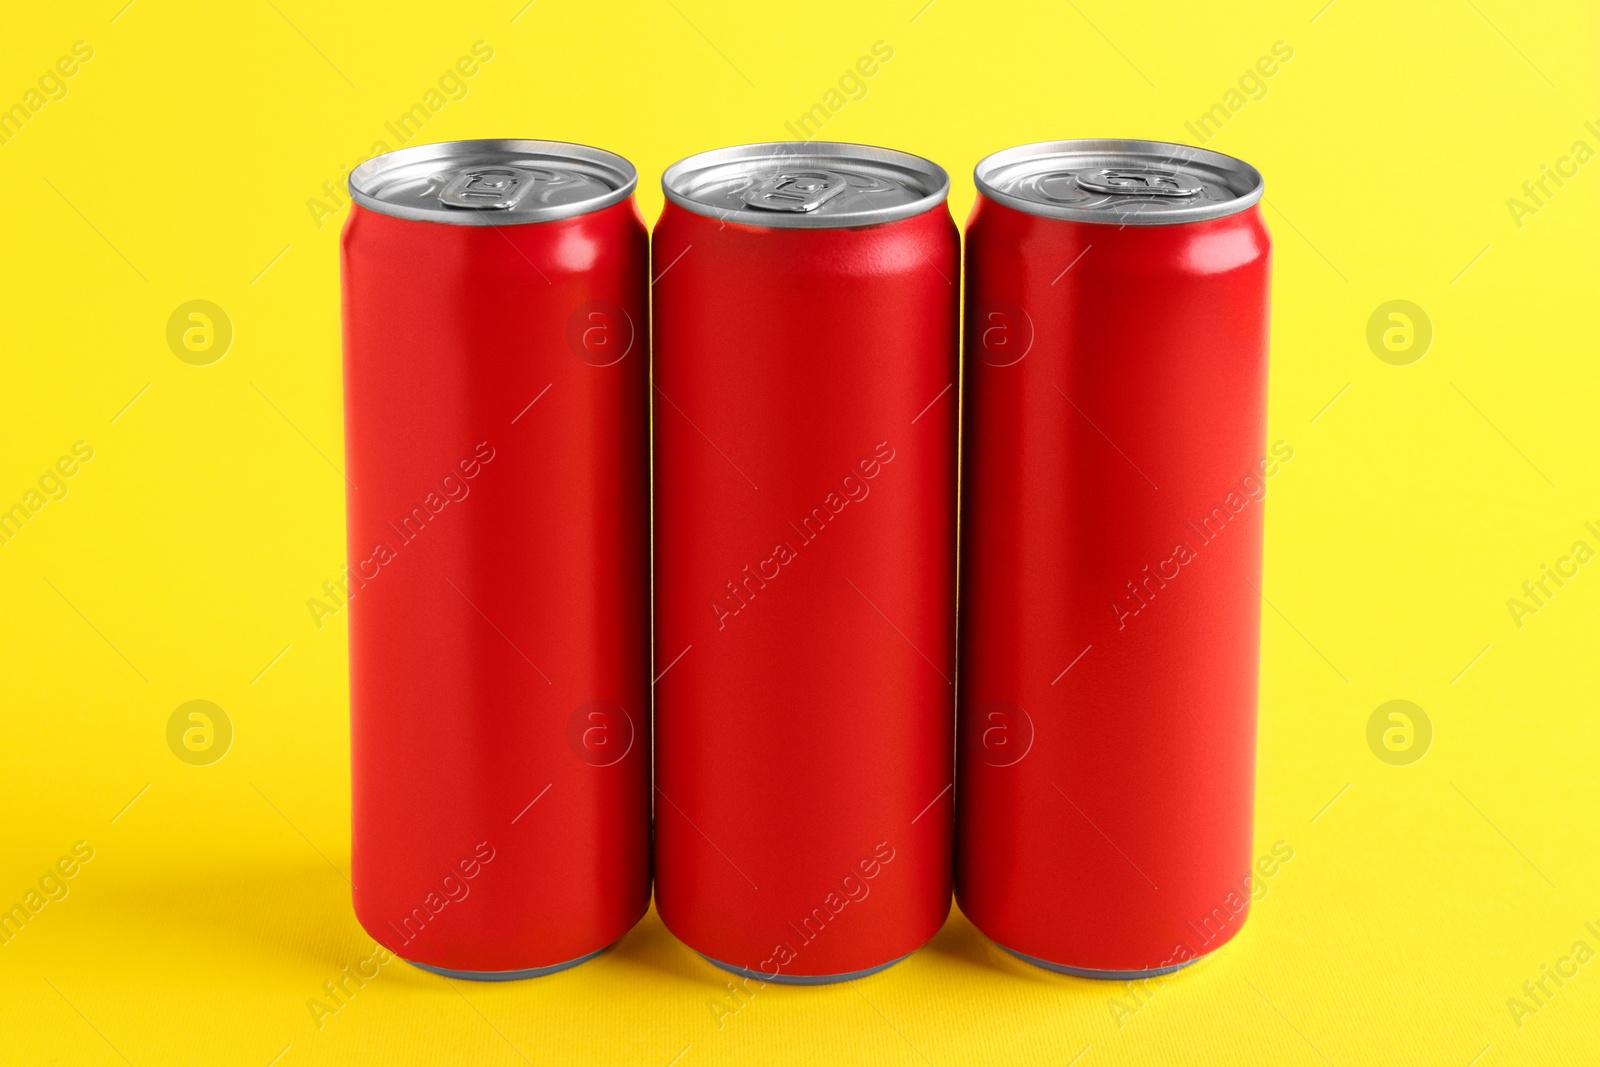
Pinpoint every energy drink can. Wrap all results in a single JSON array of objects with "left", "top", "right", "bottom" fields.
[
  {"left": 342, "top": 139, "right": 651, "bottom": 978},
  {"left": 653, "top": 142, "right": 960, "bottom": 982},
  {"left": 957, "top": 139, "right": 1272, "bottom": 978}
]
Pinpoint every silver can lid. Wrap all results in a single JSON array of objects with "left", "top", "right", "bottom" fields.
[
  {"left": 349, "top": 139, "right": 637, "bottom": 225},
  {"left": 975, "top": 139, "right": 1263, "bottom": 225},
  {"left": 662, "top": 142, "right": 949, "bottom": 229}
]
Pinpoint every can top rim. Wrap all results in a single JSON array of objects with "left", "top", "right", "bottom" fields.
[
  {"left": 349, "top": 139, "right": 638, "bottom": 225},
  {"left": 974, "top": 139, "right": 1264, "bottom": 226},
  {"left": 662, "top": 141, "right": 950, "bottom": 229}
]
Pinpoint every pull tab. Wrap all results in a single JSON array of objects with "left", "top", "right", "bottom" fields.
[
  {"left": 1073, "top": 168, "right": 1203, "bottom": 198},
  {"left": 437, "top": 167, "right": 539, "bottom": 210},
  {"left": 739, "top": 170, "right": 851, "bottom": 213}
]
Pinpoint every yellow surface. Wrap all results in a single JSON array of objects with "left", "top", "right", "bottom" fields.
[{"left": 1, "top": 1, "right": 1597, "bottom": 1063}]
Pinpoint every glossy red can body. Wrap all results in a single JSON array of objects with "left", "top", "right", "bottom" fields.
[
  {"left": 957, "top": 190, "right": 1273, "bottom": 973},
  {"left": 652, "top": 193, "right": 960, "bottom": 979},
  {"left": 341, "top": 194, "right": 651, "bottom": 975}
]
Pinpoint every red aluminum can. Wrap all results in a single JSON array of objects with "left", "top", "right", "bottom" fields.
[
  {"left": 653, "top": 143, "right": 959, "bottom": 982},
  {"left": 956, "top": 140, "right": 1272, "bottom": 977},
  {"left": 341, "top": 140, "right": 651, "bottom": 978}
]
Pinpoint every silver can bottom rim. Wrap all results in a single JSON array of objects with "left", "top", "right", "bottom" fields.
[
  {"left": 700, "top": 950, "right": 912, "bottom": 985},
  {"left": 1000, "top": 943, "right": 1202, "bottom": 980},
  {"left": 406, "top": 945, "right": 606, "bottom": 981}
]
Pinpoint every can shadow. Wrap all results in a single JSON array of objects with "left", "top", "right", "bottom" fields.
[
  {"left": 920, "top": 902, "right": 1158, "bottom": 989},
  {"left": 588, "top": 900, "right": 723, "bottom": 984},
  {"left": 64, "top": 861, "right": 1189, "bottom": 999},
  {"left": 601, "top": 898, "right": 1114, "bottom": 991},
  {"left": 919, "top": 902, "right": 1019, "bottom": 975},
  {"left": 65, "top": 864, "right": 717, "bottom": 989},
  {"left": 53, "top": 859, "right": 370, "bottom": 974}
]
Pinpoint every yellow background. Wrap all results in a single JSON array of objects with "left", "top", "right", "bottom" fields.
[{"left": 2, "top": 0, "right": 1597, "bottom": 1063}]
